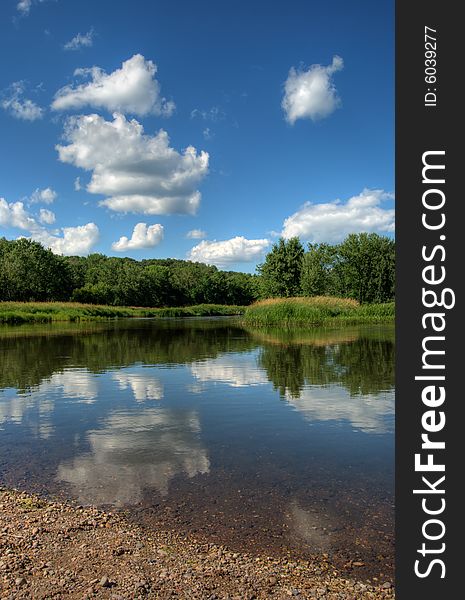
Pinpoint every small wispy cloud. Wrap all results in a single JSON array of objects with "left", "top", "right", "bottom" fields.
[
  {"left": 16, "top": 0, "right": 54, "bottom": 18},
  {"left": 38, "top": 208, "right": 56, "bottom": 225},
  {"left": 17, "top": 0, "right": 32, "bottom": 16},
  {"left": 186, "top": 229, "right": 207, "bottom": 240},
  {"left": 64, "top": 28, "right": 94, "bottom": 51},
  {"left": 190, "top": 106, "right": 226, "bottom": 122},
  {"left": 1, "top": 81, "right": 44, "bottom": 121},
  {"left": 202, "top": 128, "right": 214, "bottom": 140},
  {"left": 29, "top": 187, "right": 57, "bottom": 204}
]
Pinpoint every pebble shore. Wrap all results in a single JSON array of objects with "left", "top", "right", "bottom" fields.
[{"left": 0, "top": 488, "right": 394, "bottom": 599}]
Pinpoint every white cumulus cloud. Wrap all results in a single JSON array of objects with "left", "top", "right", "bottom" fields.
[
  {"left": 56, "top": 112, "right": 209, "bottom": 215},
  {"left": 281, "top": 189, "right": 395, "bottom": 243},
  {"left": 64, "top": 28, "right": 94, "bottom": 51},
  {"left": 112, "top": 222, "right": 164, "bottom": 252},
  {"left": 30, "top": 187, "right": 57, "bottom": 204},
  {"left": 34, "top": 223, "right": 100, "bottom": 255},
  {"left": 38, "top": 208, "right": 56, "bottom": 224},
  {"left": 1, "top": 81, "right": 44, "bottom": 121},
  {"left": 0, "top": 196, "right": 98, "bottom": 256},
  {"left": 188, "top": 236, "right": 269, "bottom": 267},
  {"left": 186, "top": 229, "right": 207, "bottom": 239},
  {"left": 282, "top": 55, "right": 343, "bottom": 124},
  {"left": 51, "top": 54, "right": 175, "bottom": 117},
  {"left": 0, "top": 198, "right": 37, "bottom": 230}
]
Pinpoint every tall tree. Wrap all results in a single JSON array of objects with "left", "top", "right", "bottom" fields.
[
  {"left": 300, "top": 243, "right": 337, "bottom": 296},
  {"left": 0, "top": 238, "right": 72, "bottom": 301},
  {"left": 258, "top": 237, "right": 304, "bottom": 297},
  {"left": 333, "top": 233, "right": 395, "bottom": 303}
]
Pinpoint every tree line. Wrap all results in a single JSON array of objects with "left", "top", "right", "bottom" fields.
[
  {"left": 258, "top": 233, "right": 395, "bottom": 304},
  {"left": 0, "top": 232, "right": 395, "bottom": 307}
]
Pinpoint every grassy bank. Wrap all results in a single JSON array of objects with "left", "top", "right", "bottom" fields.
[
  {"left": 0, "top": 301, "right": 245, "bottom": 324},
  {"left": 243, "top": 296, "right": 395, "bottom": 327}
]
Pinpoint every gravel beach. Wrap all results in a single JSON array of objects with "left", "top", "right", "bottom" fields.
[{"left": 0, "top": 488, "right": 394, "bottom": 599}]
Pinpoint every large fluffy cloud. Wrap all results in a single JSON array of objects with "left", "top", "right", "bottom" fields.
[
  {"left": 1, "top": 81, "right": 44, "bottom": 121},
  {"left": 0, "top": 196, "right": 99, "bottom": 255},
  {"left": 56, "top": 113, "right": 209, "bottom": 215},
  {"left": 282, "top": 56, "right": 343, "bottom": 124},
  {"left": 51, "top": 54, "right": 175, "bottom": 117},
  {"left": 112, "top": 222, "right": 164, "bottom": 252},
  {"left": 281, "top": 189, "right": 395, "bottom": 243},
  {"left": 187, "top": 236, "right": 269, "bottom": 267}
]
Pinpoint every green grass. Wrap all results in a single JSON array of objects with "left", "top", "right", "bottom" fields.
[
  {"left": 243, "top": 296, "right": 395, "bottom": 327},
  {"left": 0, "top": 301, "right": 245, "bottom": 324}
]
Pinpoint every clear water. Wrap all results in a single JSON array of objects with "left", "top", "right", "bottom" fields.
[{"left": 0, "top": 318, "right": 394, "bottom": 577}]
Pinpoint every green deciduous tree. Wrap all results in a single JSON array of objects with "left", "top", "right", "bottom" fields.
[
  {"left": 333, "top": 233, "right": 395, "bottom": 303},
  {"left": 300, "top": 243, "right": 337, "bottom": 296},
  {"left": 258, "top": 237, "right": 304, "bottom": 297},
  {"left": 0, "top": 238, "right": 73, "bottom": 301}
]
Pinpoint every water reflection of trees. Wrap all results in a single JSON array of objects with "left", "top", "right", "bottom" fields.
[
  {"left": 1, "top": 321, "right": 394, "bottom": 400},
  {"left": 257, "top": 332, "right": 394, "bottom": 398},
  {"left": 0, "top": 321, "right": 256, "bottom": 392}
]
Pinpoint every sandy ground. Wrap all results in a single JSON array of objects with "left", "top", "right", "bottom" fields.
[{"left": 0, "top": 488, "right": 394, "bottom": 599}]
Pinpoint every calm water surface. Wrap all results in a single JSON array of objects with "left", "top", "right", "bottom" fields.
[{"left": 0, "top": 318, "right": 394, "bottom": 577}]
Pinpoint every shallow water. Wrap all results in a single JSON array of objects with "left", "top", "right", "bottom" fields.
[{"left": 0, "top": 318, "right": 394, "bottom": 578}]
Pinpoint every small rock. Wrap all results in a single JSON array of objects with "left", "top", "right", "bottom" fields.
[
  {"left": 136, "top": 542, "right": 144, "bottom": 550},
  {"left": 269, "top": 576, "right": 277, "bottom": 585},
  {"left": 382, "top": 582, "right": 392, "bottom": 589},
  {"left": 15, "top": 577, "right": 27, "bottom": 586},
  {"left": 100, "top": 575, "right": 111, "bottom": 587}
]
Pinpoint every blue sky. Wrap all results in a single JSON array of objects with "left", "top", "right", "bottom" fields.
[{"left": 0, "top": 0, "right": 394, "bottom": 272}]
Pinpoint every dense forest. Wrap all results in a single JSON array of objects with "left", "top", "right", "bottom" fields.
[{"left": 0, "top": 232, "right": 395, "bottom": 306}]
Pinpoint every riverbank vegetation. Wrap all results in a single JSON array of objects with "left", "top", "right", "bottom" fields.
[
  {"left": 0, "top": 238, "right": 259, "bottom": 307},
  {"left": 0, "top": 233, "right": 395, "bottom": 325},
  {"left": 0, "top": 302, "right": 244, "bottom": 324},
  {"left": 243, "top": 297, "right": 395, "bottom": 327}
]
